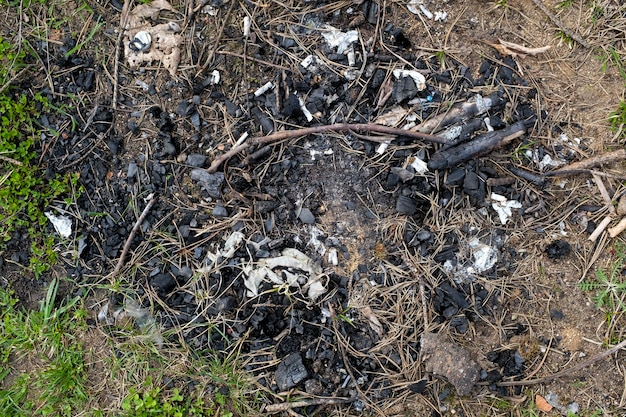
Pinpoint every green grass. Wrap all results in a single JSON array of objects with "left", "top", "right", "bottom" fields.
[
  {"left": 579, "top": 242, "right": 626, "bottom": 338},
  {"left": 0, "top": 279, "right": 88, "bottom": 416},
  {"left": 0, "top": 35, "right": 80, "bottom": 277}
]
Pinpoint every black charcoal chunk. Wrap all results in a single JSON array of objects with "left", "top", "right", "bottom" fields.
[
  {"left": 275, "top": 353, "right": 308, "bottom": 391},
  {"left": 190, "top": 169, "right": 224, "bottom": 199}
]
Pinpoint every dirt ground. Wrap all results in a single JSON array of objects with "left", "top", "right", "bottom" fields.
[{"left": 1, "top": 0, "right": 626, "bottom": 415}]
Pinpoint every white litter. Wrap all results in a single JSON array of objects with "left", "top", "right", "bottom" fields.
[
  {"left": 45, "top": 211, "right": 72, "bottom": 238},
  {"left": 208, "top": 69, "right": 220, "bottom": 85},
  {"left": 242, "top": 248, "right": 327, "bottom": 301},
  {"left": 469, "top": 238, "right": 498, "bottom": 273},
  {"left": 434, "top": 11, "right": 448, "bottom": 22},
  {"left": 321, "top": 25, "right": 359, "bottom": 54},
  {"left": 254, "top": 81, "right": 273, "bottom": 97},
  {"left": 392, "top": 68, "right": 426, "bottom": 91},
  {"left": 491, "top": 193, "right": 522, "bottom": 225},
  {"left": 409, "top": 155, "right": 429, "bottom": 174},
  {"left": 298, "top": 95, "right": 314, "bottom": 122},
  {"left": 243, "top": 15, "right": 251, "bottom": 38}
]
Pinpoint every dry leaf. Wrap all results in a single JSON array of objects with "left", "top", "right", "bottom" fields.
[
  {"left": 535, "top": 394, "right": 553, "bottom": 412},
  {"left": 125, "top": 0, "right": 176, "bottom": 30},
  {"left": 123, "top": 0, "right": 183, "bottom": 76},
  {"left": 486, "top": 38, "right": 551, "bottom": 58},
  {"left": 358, "top": 304, "right": 384, "bottom": 337}
]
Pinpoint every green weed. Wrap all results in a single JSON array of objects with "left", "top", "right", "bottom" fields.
[
  {"left": 0, "top": 279, "right": 88, "bottom": 416},
  {"left": 579, "top": 242, "right": 626, "bottom": 326},
  {"left": 0, "top": 35, "right": 80, "bottom": 277}
]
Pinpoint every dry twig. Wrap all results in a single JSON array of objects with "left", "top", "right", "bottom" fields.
[
  {"left": 530, "top": 0, "right": 589, "bottom": 48},
  {"left": 264, "top": 397, "right": 354, "bottom": 414},
  {"left": 207, "top": 123, "right": 446, "bottom": 173},
  {"left": 545, "top": 149, "right": 626, "bottom": 177},
  {"left": 110, "top": 194, "right": 156, "bottom": 279}
]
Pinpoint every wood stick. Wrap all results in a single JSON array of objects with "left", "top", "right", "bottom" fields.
[
  {"left": 113, "top": 0, "right": 131, "bottom": 110},
  {"left": 494, "top": 338, "right": 626, "bottom": 387},
  {"left": 608, "top": 217, "right": 626, "bottom": 238},
  {"left": 428, "top": 121, "right": 528, "bottom": 170},
  {"left": 264, "top": 397, "right": 354, "bottom": 414},
  {"left": 415, "top": 93, "right": 505, "bottom": 134},
  {"left": 545, "top": 149, "right": 626, "bottom": 177},
  {"left": 207, "top": 123, "right": 447, "bottom": 173},
  {"left": 589, "top": 216, "right": 612, "bottom": 242},
  {"left": 110, "top": 194, "right": 156, "bottom": 278},
  {"left": 592, "top": 173, "right": 615, "bottom": 214}
]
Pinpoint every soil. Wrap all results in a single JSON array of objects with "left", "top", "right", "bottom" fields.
[{"left": 1, "top": 0, "right": 626, "bottom": 415}]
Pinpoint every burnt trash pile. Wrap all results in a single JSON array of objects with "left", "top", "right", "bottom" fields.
[{"left": 29, "top": 0, "right": 573, "bottom": 413}]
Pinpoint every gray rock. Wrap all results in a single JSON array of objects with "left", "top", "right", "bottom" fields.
[
  {"left": 298, "top": 208, "right": 315, "bottom": 224},
  {"left": 275, "top": 353, "right": 308, "bottom": 391},
  {"left": 421, "top": 332, "right": 480, "bottom": 396},
  {"left": 127, "top": 163, "right": 138, "bottom": 179},
  {"left": 190, "top": 169, "right": 224, "bottom": 199},
  {"left": 186, "top": 154, "right": 207, "bottom": 167},
  {"left": 212, "top": 204, "right": 228, "bottom": 217}
]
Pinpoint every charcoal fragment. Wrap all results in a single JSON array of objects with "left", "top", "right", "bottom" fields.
[
  {"left": 396, "top": 195, "right": 417, "bottom": 215},
  {"left": 298, "top": 208, "right": 315, "bottom": 224},
  {"left": 546, "top": 240, "right": 571, "bottom": 258},
  {"left": 275, "top": 353, "right": 308, "bottom": 391}
]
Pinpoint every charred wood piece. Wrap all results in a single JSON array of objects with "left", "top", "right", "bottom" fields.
[{"left": 428, "top": 120, "right": 530, "bottom": 170}]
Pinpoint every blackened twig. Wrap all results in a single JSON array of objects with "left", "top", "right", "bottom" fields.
[
  {"left": 110, "top": 194, "right": 156, "bottom": 279},
  {"left": 207, "top": 123, "right": 447, "bottom": 173},
  {"left": 428, "top": 121, "right": 528, "bottom": 170}
]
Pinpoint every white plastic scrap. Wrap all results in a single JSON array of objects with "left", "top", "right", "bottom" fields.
[
  {"left": 469, "top": 238, "right": 498, "bottom": 273},
  {"left": 321, "top": 25, "right": 359, "bottom": 54},
  {"left": 208, "top": 69, "right": 221, "bottom": 85},
  {"left": 298, "top": 95, "right": 314, "bottom": 122},
  {"left": 409, "top": 154, "right": 428, "bottom": 174},
  {"left": 242, "top": 248, "right": 327, "bottom": 301},
  {"left": 45, "top": 211, "right": 72, "bottom": 238},
  {"left": 434, "top": 11, "right": 448, "bottom": 22},
  {"left": 243, "top": 15, "right": 251, "bottom": 38},
  {"left": 203, "top": 231, "right": 245, "bottom": 266},
  {"left": 254, "top": 81, "right": 274, "bottom": 97},
  {"left": 392, "top": 69, "right": 426, "bottom": 91},
  {"left": 491, "top": 193, "right": 522, "bottom": 225}
]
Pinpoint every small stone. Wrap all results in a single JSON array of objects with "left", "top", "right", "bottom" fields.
[
  {"left": 275, "top": 353, "right": 308, "bottom": 391},
  {"left": 298, "top": 208, "right": 315, "bottom": 224},
  {"left": 127, "top": 163, "right": 138, "bottom": 179},
  {"left": 213, "top": 204, "right": 228, "bottom": 217},
  {"left": 421, "top": 332, "right": 481, "bottom": 396},
  {"left": 186, "top": 154, "right": 207, "bottom": 167}
]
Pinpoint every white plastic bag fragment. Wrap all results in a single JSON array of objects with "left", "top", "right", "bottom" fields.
[
  {"left": 45, "top": 211, "right": 72, "bottom": 238},
  {"left": 392, "top": 69, "right": 426, "bottom": 91},
  {"left": 321, "top": 25, "right": 359, "bottom": 54},
  {"left": 469, "top": 238, "right": 498, "bottom": 273},
  {"left": 123, "top": 0, "right": 183, "bottom": 76},
  {"left": 242, "top": 248, "right": 327, "bottom": 301},
  {"left": 491, "top": 193, "right": 522, "bottom": 225}
]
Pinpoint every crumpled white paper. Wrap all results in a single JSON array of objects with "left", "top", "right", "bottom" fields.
[
  {"left": 491, "top": 193, "right": 522, "bottom": 224},
  {"left": 243, "top": 248, "right": 327, "bottom": 301},
  {"left": 321, "top": 25, "right": 358, "bottom": 54},
  {"left": 45, "top": 211, "right": 72, "bottom": 238}
]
